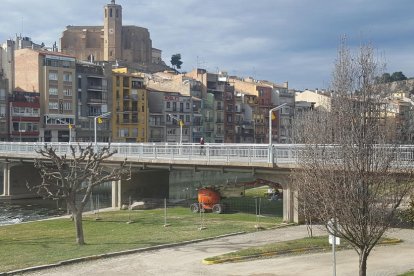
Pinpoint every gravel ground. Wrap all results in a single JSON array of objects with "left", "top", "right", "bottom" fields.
[{"left": 18, "top": 225, "right": 414, "bottom": 276}]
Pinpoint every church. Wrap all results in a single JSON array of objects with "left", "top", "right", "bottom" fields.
[{"left": 60, "top": 0, "right": 162, "bottom": 67}]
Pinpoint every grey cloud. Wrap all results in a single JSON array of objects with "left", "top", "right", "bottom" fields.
[{"left": 1, "top": 0, "right": 414, "bottom": 90}]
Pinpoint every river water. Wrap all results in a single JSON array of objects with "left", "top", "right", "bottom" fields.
[
  {"left": 0, "top": 193, "right": 111, "bottom": 226},
  {"left": 0, "top": 198, "right": 67, "bottom": 226}
]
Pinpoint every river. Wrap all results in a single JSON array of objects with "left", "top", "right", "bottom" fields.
[{"left": 0, "top": 193, "right": 111, "bottom": 226}]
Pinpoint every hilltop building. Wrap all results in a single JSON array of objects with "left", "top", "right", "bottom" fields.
[{"left": 60, "top": 0, "right": 164, "bottom": 71}]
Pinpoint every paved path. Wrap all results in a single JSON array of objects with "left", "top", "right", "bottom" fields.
[{"left": 22, "top": 226, "right": 414, "bottom": 276}]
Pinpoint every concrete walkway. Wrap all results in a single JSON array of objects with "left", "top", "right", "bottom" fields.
[{"left": 21, "top": 225, "right": 414, "bottom": 276}]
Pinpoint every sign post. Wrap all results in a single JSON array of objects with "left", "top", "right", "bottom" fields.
[{"left": 328, "top": 219, "right": 340, "bottom": 276}]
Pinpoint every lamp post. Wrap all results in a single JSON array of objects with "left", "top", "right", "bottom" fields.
[
  {"left": 251, "top": 119, "right": 256, "bottom": 143},
  {"left": 19, "top": 129, "right": 25, "bottom": 142},
  {"left": 94, "top": 112, "right": 111, "bottom": 148},
  {"left": 168, "top": 113, "right": 183, "bottom": 144},
  {"left": 268, "top": 103, "right": 287, "bottom": 163}
]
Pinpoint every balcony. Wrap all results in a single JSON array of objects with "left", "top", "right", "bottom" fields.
[
  {"left": 87, "top": 85, "right": 103, "bottom": 91},
  {"left": 149, "top": 121, "right": 165, "bottom": 127},
  {"left": 150, "top": 134, "right": 164, "bottom": 140},
  {"left": 87, "top": 98, "right": 103, "bottom": 104},
  {"left": 193, "top": 120, "right": 202, "bottom": 126}
]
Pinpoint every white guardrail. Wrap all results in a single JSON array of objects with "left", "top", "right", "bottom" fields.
[
  {"left": 0, "top": 142, "right": 414, "bottom": 167},
  {"left": 0, "top": 142, "right": 298, "bottom": 166}
]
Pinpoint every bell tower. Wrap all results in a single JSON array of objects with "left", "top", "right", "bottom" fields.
[{"left": 104, "top": 0, "right": 122, "bottom": 61}]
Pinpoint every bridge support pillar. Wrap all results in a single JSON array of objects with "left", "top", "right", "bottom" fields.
[
  {"left": 282, "top": 187, "right": 301, "bottom": 224},
  {"left": 2, "top": 162, "right": 10, "bottom": 197},
  {"left": 282, "top": 186, "right": 295, "bottom": 223},
  {"left": 112, "top": 180, "right": 121, "bottom": 209}
]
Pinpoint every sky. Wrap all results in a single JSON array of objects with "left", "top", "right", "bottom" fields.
[{"left": 1, "top": 0, "right": 413, "bottom": 90}]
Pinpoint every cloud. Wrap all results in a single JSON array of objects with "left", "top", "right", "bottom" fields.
[{"left": 1, "top": 0, "right": 414, "bottom": 90}]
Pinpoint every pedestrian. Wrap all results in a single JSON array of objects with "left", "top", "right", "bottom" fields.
[{"left": 200, "top": 137, "right": 205, "bottom": 155}]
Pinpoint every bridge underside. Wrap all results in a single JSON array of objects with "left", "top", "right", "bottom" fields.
[{"left": 0, "top": 160, "right": 299, "bottom": 223}]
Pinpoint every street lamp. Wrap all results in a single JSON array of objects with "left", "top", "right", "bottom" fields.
[
  {"left": 168, "top": 114, "right": 183, "bottom": 144},
  {"left": 268, "top": 103, "right": 287, "bottom": 163},
  {"left": 19, "top": 129, "right": 25, "bottom": 142},
  {"left": 94, "top": 112, "right": 111, "bottom": 148}
]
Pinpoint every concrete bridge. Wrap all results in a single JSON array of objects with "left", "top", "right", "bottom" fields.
[{"left": 1, "top": 142, "right": 413, "bottom": 223}]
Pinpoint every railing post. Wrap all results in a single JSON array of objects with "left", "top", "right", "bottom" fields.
[{"left": 268, "top": 144, "right": 273, "bottom": 164}]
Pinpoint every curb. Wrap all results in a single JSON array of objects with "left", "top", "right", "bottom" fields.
[
  {"left": 202, "top": 237, "right": 403, "bottom": 265},
  {"left": 1, "top": 231, "right": 246, "bottom": 276},
  {"left": 202, "top": 247, "right": 324, "bottom": 265}
]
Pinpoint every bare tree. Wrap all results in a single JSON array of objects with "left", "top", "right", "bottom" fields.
[
  {"left": 28, "top": 144, "right": 130, "bottom": 245},
  {"left": 292, "top": 37, "right": 413, "bottom": 276}
]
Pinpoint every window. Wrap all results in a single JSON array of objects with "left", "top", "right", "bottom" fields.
[
  {"left": 186, "top": 115, "right": 190, "bottom": 122},
  {"left": 63, "top": 73, "right": 72, "bottom": 82},
  {"left": 48, "top": 72, "right": 58, "bottom": 81},
  {"left": 166, "top": 102, "right": 170, "bottom": 109},
  {"left": 110, "top": 8, "right": 113, "bottom": 17},
  {"left": 118, "top": 128, "right": 129, "bottom": 137},
  {"left": 63, "top": 88, "right": 72, "bottom": 96},
  {"left": 186, "top": 102, "right": 190, "bottom": 109},
  {"left": 49, "top": 102, "right": 59, "bottom": 110},
  {"left": 63, "top": 102, "right": 72, "bottom": 111},
  {"left": 49, "top": 87, "right": 58, "bottom": 96}
]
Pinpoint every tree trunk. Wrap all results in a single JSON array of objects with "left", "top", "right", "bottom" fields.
[
  {"left": 358, "top": 251, "right": 369, "bottom": 276},
  {"left": 73, "top": 211, "right": 85, "bottom": 245}
]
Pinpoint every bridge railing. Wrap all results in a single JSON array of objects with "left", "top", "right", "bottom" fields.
[{"left": 1, "top": 142, "right": 414, "bottom": 167}]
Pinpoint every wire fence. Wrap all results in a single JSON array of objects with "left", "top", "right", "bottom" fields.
[{"left": 114, "top": 196, "right": 281, "bottom": 216}]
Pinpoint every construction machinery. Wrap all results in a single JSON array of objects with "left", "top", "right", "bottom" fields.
[
  {"left": 190, "top": 187, "right": 224, "bottom": 213},
  {"left": 189, "top": 178, "right": 281, "bottom": 214}
]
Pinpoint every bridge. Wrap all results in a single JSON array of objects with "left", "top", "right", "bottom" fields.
[{"left": 1, "top": 142, "right": 413, "bottom": 223}]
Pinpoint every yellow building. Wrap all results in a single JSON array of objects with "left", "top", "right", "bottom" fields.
[{"left": 112, "top": 68, "right": 148, "bottom": 142}]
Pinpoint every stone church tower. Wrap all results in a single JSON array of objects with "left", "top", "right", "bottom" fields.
[
  {"left": 60, "top": 0, "right": 157, "bottom": 67},
  {"left": 104, "top": 0, "right": 122, "bottom": 61}
]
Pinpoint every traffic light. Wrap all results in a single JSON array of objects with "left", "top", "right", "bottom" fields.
[{"left": 271, "top": 111, "right": 276, "bottom": 121}]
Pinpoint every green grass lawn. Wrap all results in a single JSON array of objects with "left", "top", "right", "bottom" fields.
[
  {"left": 0, "top": 207, "right": 283, "bottom": 272},
  {"left": 204, "top": 236, "right": 401, "bottom": 264},
  {"left": 399, "top": 272, "right": 414, "bottom": 276}
]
